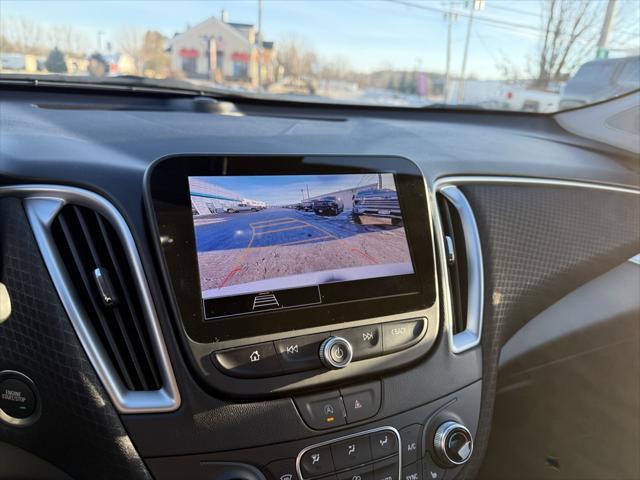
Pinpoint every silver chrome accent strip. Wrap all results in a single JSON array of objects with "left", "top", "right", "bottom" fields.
[
  {"left": 296, "top": 426, "right": 401, "bottom": 480},
  {"left": 0, "top": 185, "right": 180, "bottom": 413},
  {"left": 434, "top": 176, "right": 640, "bottom": 195},
  {"left": 432, "top": 175, "right": 640, "bottom": 354},
  {"left": 434, "top": 185, "right": 484, "bottom": 354}
]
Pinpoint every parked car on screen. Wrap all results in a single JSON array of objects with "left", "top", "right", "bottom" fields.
[
  {"left": 226, "top": 202, "right": 260, "bottom": 213},
  {"left": 313, "top": 196, "right": 344, "bottom": 216},
  {"left": 352, "top": 188, "right": 403, "bottom": 226},
  {"left": 559, "top": 56, "right": 640, "bottom": 110}
]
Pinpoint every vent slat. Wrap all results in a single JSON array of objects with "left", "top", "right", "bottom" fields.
[
  {"left": 71, "top": 206, "right": 148, "bottom": 389},
  {"left": 72, "top": 205, "right": 102, "bottom": 267},
  {"left": 438, "top": 194, "right": 469, "bottom": 335},
  {"left": 110, "top": 308, "right": 149, "bottom": 390},
  {"left": 57, "top": 213, "right": 137, "bottom": 390},
  {"left": 95, "top": 213, "right": 161, "bottom": 389},
  {"left": 52, "top": 205, "right": 161, "bottom": 392}
]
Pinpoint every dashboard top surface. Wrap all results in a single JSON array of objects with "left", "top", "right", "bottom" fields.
[{"left": 1, "top": 89, "right": 638, "bottom": 197}]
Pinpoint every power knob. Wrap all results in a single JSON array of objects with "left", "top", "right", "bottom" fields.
[
  {"left": 433, "top": 421, "right": 473, "bottom": 467},
  {"left": 319, "top": 336, "right": 353, "bottom": 369}
]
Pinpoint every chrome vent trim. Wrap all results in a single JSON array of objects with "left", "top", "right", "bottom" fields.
[
  {"left": 431, "top": 175, "right": 640, "bottom": 354},
  {"left": 432, "top": 184, "right": 484, "bottom": 353},
  {"left": 0, "top": 185, "right": 180, "bottom": 413}
]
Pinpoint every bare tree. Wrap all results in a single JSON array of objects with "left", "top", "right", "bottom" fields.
[
  {"left": 533, "top": 0, "right": 602, "bottom": 88},
  {"left": 47, "top": 24, "right": 87, "bottom": 56},
  {"left": 276, "top": 36, "right": 317, "bottom": 79},
  {"left": 117, "top": 27, "right": 144, "bottom": 74},
  {"left": 141, "top": 31, "right": 170, "bottom": 75},
  {"left": 496, "top": 51, "right": 523, "bottom": 83},
  {"left": 607, "top": 0, "right": 640, "bottom": 55},
  {"left": 1, "top": 17, "right": 88, "bottom": 56},
  {"left": 318, "top": 55, "right": 353, "bottom": 82},
  {"left": 0, "top": 17, "right": 17, "bottom": 53},
  {"left": 2, "top": 17, "right": 45, "bottom": 54}
]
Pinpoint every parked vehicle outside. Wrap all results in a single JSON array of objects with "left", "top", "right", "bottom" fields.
[
  {"left": 504, "top": 83, "right": 563, "bottom": 113},
  {"left": 313, "top": 196, "right": 344, "bottom": 216},
  {"left": 352, "top": 188, "right": 403, "bottom": 226},
  {"left": 559, "top": 56, "right": 640, "bottom": 110}
]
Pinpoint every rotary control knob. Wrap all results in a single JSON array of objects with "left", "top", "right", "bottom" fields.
[
  {"left": 319, "top": 336, "right": 353, "bottom": 369},
  {"left": 433, "top": 421, "right": 474, "bottom": 467}
]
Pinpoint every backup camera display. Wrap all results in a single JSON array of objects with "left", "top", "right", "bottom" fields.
[{"left": 189, "top": 174, "right": 414, "bottom": 318}]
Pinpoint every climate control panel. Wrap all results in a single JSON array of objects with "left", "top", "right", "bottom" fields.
[{"left": 144, "top": 381, "right": 482, "bottom": 480}]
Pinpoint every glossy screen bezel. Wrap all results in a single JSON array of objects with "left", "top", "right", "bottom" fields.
[{"left": 148, "top": 155, "right": 436, "bottom": 343}]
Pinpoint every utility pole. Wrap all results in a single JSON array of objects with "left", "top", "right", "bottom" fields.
[
  {"left": 257, "top": 0, "right": 263, "bottom": 90},
  {"left": 597, "top": 0, "right": 617, "bottom": 59},
  {"left": 444, "top": 2, "right": 455, "bottom": 103},
  {"left": 306, "top": 184, "right": 310, "bottom": 199},
  {"left": 378, "top": 174, "right": 383, "bottom": 189},
  {"left": 301, "top": 189, "right": 304, "bottom": 201},
  {"left": 457, "top": 0, "right": 484, "bottom": 104}
]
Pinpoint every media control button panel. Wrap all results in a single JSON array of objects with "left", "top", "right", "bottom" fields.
[
  {"left": 211, "top": 319, "right": 427, "bottom": 379},
  {"left": 297, "top": 427, "right": 401, "bottom": 480}
]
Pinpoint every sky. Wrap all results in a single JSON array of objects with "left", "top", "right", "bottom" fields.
[
  {"left": 3, "top": 0, "right": 552, "bottom": 78},
  {"left": 194, "top": 173, "right": 394, "bottom": 205},
  {"left": 3, "top": 1, "right": 637, "bottom": 79}
]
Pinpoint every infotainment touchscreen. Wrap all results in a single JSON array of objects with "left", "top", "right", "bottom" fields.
[
  {"left": 188, "top": 174, "right": 415, "bottom": 319},
  {"left": 150, "top": 155, "right": 435, "bottom": 343}
]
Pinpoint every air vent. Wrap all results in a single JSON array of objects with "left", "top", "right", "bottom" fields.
[
  {"left": 437, "top": 193, "right": 468, "bottom": 335},
  {"left": 436, "top": 184, "right": 484, "bottom": 353},
  {"left": 50, "top": 205, "right": 161, "bottom": 391}
]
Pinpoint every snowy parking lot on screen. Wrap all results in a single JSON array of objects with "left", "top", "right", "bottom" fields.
[{"left": 189, "top": 174, "right": 414, "bottom": 299}]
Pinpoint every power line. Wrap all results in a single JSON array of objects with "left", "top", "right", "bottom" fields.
[
  {"left": 485, "top": 3, "right": 540, "bottom": 18},
  {"left": 387, "top": 0, "right": 606, "bottom": 45},
  {"left": 387, "top": 0, "right": 542, "bottom": 34},
  {"left": 473, "top": 30, "right": 500, "bottom": 66}
]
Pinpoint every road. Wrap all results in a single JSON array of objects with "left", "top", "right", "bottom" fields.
[{"left": 194, "top": 208, "right": 413, "bottom": 293}]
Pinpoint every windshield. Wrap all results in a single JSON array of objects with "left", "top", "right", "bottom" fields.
[{"left": 1, "top": 0, "right": 639, "bottom": 112}]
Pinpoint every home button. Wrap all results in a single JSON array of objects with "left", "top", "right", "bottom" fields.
[{"left": 212, "top": 342, "right": 282, "bottom": 378}]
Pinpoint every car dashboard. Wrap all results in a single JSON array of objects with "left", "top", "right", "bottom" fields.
[{"left": 0, "top": 86, "right": 638, "bottom": 480}]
